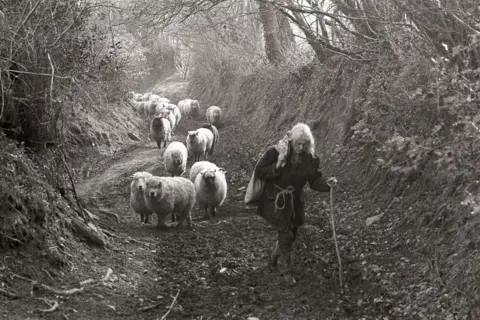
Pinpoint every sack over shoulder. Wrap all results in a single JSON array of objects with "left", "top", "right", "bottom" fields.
[{"left": 244, "top": 170, "right": 265, "bottom": 206}]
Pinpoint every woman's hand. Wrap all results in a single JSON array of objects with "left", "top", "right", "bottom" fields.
[
  {"left": 275, "top": 139, "right": 289, "bottom": 169},
  {"left": 326, "top": 177, "right": 338, "bottom": 187}
]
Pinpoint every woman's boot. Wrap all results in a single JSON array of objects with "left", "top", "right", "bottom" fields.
[
  {"left": 283, "top": 251, "right": 296, "bottom": 286},
  {"left": 268, "top": 241, "right": 280, "bottom": 273}
]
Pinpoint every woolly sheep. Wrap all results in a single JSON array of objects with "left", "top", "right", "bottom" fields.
[
  {"left": 160, "top": 109, "right": 176, "bottom": 133},
  {"left": 194, "top": 167, "right": 227, "bottom": 219},
  {"left": 166, "top": 104, "right": 182, "bottom": 125},
  {"left": 150, "top": 116, "right": 171, "bottom": 149},
  {"left": 190, "top": 99, "right": 200, "bottom": 117},
  {"left": 201, "top": 123, "right": 219, "bottom": 156},
  {"left": 178, "top": 99, "right": 200, "bottom": 118},
  {"left": 154, "top": 101, "right": 168, "bottom": 116},
  {"left": 186, "top": 128, "right": 215, "bottom": 162},
  {"left": 189, "top": 161, "right": 219, "bottom": 182},
  {"left": 206, "top": 106, "right": 223, "bottom": 127},
  {"left": 128, "top": 91, "right": 143, "bottom": 101},
  {"left": 143, "top": 176, "right": 196, "bottom": 228},
  {"left": 164, "top": 142, "right": 188, "bottom": 177},
  {"left": 130, "top": 171, "right": 154, "bottom": 224},
  {"left": 158, "top": 97, "right": 171, "bottom": 104},
  {"left": 142, "top": 92, "right": 152, "bottom": 101}
]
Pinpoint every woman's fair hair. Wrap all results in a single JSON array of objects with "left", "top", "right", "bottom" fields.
[{"left": 289, "top": 123, "right": 315, "bottom": 155}]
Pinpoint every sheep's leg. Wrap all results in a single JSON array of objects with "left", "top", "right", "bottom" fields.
[
  {"left": 211, "top": 206, "right": 216, "bottom": 217},
  {"left": 140, "top": 213, "right": 145, "bottom": 223},
  {"left": 163, "top": 140, "right": 167, "bottom": 147},
  {"left": 203, "top": 206, "right": 209, "bottom": 219},
  {"left": 156, "top": 141, "right": 161, "bottom": 149},
  {"left": 171, "top": 213, "right": 176, "bottom": 222},
  {"left": 145, "top": 213, "right": 151, "bottom": 224},
  {"left": 156, "top": 212, "right": 168, "bottom": 229}
]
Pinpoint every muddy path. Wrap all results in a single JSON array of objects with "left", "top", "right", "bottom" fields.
[
  {"left": 60, "top": 113, "right": 429, "bottom": 320},
  {"left": 1, "top": 114, "right": 436, "bottom": 320}
]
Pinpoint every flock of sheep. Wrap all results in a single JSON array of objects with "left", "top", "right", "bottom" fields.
[{"left": 126, "top": 91, "right": 226, "bottom": 228}]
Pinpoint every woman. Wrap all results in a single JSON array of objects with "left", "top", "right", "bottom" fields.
[{"left": 254, "top": 123, "right": 337, "bottom": 286}]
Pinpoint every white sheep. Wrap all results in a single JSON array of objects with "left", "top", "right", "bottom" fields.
[
  {"left": 164, "top": 142, "right": 188, "bottom": 177},
  {"left": 154, "top": 101, "right": 168, "bottom": 116},
  {"left": 150, "top": 116, "right": 171, "bottom": 149},
  {"left": 194, "top": 167, "right": 227, "bottom": 219},
  {"left": 158, "top": 97, "right": 171, "bottom": 104},
  {"left": 201, "top": 123, "right": 219, "bottom": 156},
  {"left": 142, "top": 92, "right": 152, "bottom": 101},
  {"left": 189, "top": 161, "right": 219, "bottom": 182},
  {"left": 166, "top": 104, "right": 182, "bottom": 125},
  {"left": 186, "top": 128, "right": 215, "bottom": 162},
  {"left": 160, "top": 109, "right": 176, "bottom": 133},
  {"left": 143, "top": 176, "right": 196, "bottom": 228},
  {"left": 128, "top": 91, "right": 143, "bottom": 101},
  {"left": 178, "top": 99, "right": 200, "bottom": 118},
  {"left": 130, "top": 171, "right": 154, "bottom": 224},
  {"left": 206, "top": 106, "right": 223, "bottom": 127}
]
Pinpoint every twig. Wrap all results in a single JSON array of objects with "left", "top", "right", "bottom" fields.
[
  {"left": 59, "top": 147, "right": 86, "bottom": 221},
  {"left": 11, "top": 273, "right": 84, "bottom": 295},
  {"left": 37, "top": 298, "right": 60, "bottom": 313},
  {"left": 101, "top": 228, "right": 119, "bottom": 239},
  {"left": 0, "top": 287, "right": 19, "bottom": 299},
  {"left": 329, "top": 187, "right": 343, "bottom": 290},
  {"left": 160, "top": 290, "right": 180, "bottom": 320},
  {"left": 137, "top": 301, "right": 163, "bottom": 312},
  {"left": 15, "top": 1, "right": 41, "bottom": 36},
  {"left": 47, "top": 53, "right": 54, "bottom": 106}
]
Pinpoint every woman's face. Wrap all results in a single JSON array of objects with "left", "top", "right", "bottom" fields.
[{"left": 292, "top": 136, "right": 310, "bottom": 154}]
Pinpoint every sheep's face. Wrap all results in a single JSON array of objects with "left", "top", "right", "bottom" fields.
[
  {"left": 134, "top": 178, "right": 147, "bottom": 192},
  {"left": 202, "top": 170, "right": 217, "bottom": 185},
  {"left": 145, "top": 179, "right": 163, "bottom": 199},
  {"left": 152, "top": 116, "right": 163, "bottom": 127},
  {"left": 171, "top": 153, "right": 183, "bottom": 166},
  {"left": 187, "top": 131, "right": 199, "bottom": 144},
  {"left": 131, "top": 172, "right": 152, "bottom": 192},
  {"left": 213, "top": 112, "right": 220, "bottom": 120}
]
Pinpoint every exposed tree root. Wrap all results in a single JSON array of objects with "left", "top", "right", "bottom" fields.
[
  {"left": 37, "top": 298, "right": 60, "bottom": 313},
  {"left": 0, "top": 288, "right": 19, "bottom": 299}
]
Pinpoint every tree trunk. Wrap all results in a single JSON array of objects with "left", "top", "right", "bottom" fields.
[
  {"left": 276, "top": 10, "right": 295, "bottom": 54},
  {"left": 258, "top": 1, "right": 285, "bottom": 65}
]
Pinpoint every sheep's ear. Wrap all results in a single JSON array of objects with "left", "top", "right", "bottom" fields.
[
  {"left": 286, "top": 131, "right": 292, "bottom": 139},
  {"left": 195, "top": 131, "right": 199, "bottom": 136},
  {"left": 218, "top": 168, "right": 227, "bottom": 174}
]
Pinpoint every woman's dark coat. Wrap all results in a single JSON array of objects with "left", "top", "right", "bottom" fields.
[{"left": 254, "top": 145, "right": 330, "bottom": 231}]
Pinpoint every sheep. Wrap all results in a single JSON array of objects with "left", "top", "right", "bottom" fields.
[
  {"left": 166, "top": 104, "right": 182, "bottom": 125},
  {"left": 142, "top": 92, "right": 152, "bottom": 101},
  {"left": 149, "top": 94, "right": 171, "bottom": 104},
  {"left": 206, "top": 106, "right": 223, "bottom": 127},
  {"left": 190, "top": 99, "right": 200, "bottom": 118},
  {"left": 178, "top": 99, "right": 200, "bottom": 118},
  {"left": 130, "top": 171, "right": 154, "bottom": 224},
  {"left": 194, "top": 167, "right": 227, "bottom": 219},
  {"left": 201, "top": 123, "right": 219, "bottom": 156},
  {"left": 186, "top": 128, "right": 215, "bottom": 162},
  {"left": 150, "top": 116, "right": 171, "bottom": 149},
  {"left": 158, "top": 97, "right": 171, "bottom": 104},
  {"left": 160, "top": 109, "right": 176, "bottom": 133},
  {"left": 143, "top": 176, "right": 196, "bottom": 228},
  {"left": 128, "top": 91, "right": 143, "bottom": 101},
  {"left": 154, "top": 101, "right": 168, "bottom": 116},
  {"left": 164, "top": 142, "right": 188, "bottom": 177},
  {"left": 189, "top": 161, "right": 219, "bottom": 182}
]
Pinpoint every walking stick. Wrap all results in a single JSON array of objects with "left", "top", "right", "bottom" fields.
[{"left": 329, "top": 185, "right": 343, "bottom": 290}]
